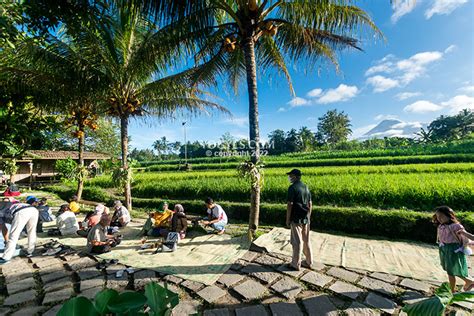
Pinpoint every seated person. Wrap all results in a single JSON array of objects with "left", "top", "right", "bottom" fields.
[
  {"left": 69, "top": 195, "right": 80, "bottom": 214},
  {"left": 55, "top": 204, "right": 79, "bottom": 236},
  {"left": 3, "top": 183, "right": 20, "bottom": 197},
  {"left": 140, "top": 201, "right": 173, "bottom": 237},
  {"left": 87, "top": 214, "right": 119, "bottom": 254},
  {"left": 111, "top": 200, "right": 131, "bottom": 227},
  {"left": 170, "top": 204, "right": 188, "bottom": 240},
  {"left": 77, "top": 204, "right": 107, "bottom": 237},
  {"left": 38, "top": 198, "right": 55, "bottom": 222},
  {"left": 201, "top": 197, "right": 228, "bottom": 235}
]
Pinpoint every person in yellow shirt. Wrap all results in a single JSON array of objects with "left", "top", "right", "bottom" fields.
[
  {"left": 139, "top": 201, "right": 173, "bottom": 237},
  {"left": 69, "top": 195, "right": 80, "bottom": 214}
]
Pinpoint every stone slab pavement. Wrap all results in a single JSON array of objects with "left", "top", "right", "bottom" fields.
[{"left": 0, "top": 241, "right": 472, "bottom": 315}]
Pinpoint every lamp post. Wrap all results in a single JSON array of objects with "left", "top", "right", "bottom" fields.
[{"left": 182, "top": 121, "right": 187, "bottom": 168}]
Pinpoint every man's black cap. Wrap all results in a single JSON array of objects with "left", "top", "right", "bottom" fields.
[{"left": 286, "top": 169, "right": 302, "bottom": 176}]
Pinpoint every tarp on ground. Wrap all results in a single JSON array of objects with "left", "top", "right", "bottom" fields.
[
  {"left": 20, "top": 221, "right": 250, "bottom": 285},
  {"left": 253, "top": 227, "right": 462, "bottom": 283}
]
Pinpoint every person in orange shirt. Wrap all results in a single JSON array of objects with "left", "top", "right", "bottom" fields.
[{"left": 140, "top": 201, "right": 173, "bottom": 237}]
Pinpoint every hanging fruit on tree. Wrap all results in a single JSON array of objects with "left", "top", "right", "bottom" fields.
[
  {"left": 262, "top": 21, "right": 277, "bottom": 36},
  {"left": 224, "top": 36, "right": 237, "bottom": 53},
  {"left": 72, "top": 130, "right": 85, "bottom": 138},
  {"left": 249, "top": 0, "right": 258, "bottom": 11}
]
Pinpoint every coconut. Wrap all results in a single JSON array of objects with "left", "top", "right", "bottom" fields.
[{"left": 249, "top": 0, "right": 258, "bottom": 11}]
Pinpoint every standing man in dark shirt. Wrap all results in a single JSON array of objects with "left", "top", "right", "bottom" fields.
[{"left": 286, "top": 169, "right": 313, "bottom": 270}]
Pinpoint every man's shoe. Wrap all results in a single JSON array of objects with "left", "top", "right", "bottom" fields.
[
  {"left": 301, "top": 261, "right": 313, "bottom": 269},
  {"left": 0, "top": 258, "right": 9, "bottom": 264},
  {"left": 285, "top": 263, "right": 301, "bottom": 271}
]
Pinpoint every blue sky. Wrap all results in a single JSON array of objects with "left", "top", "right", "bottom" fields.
[{"left": 129, "top": 0, "right": 474, "bottom": 149}]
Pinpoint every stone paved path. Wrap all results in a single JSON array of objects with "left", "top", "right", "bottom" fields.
[{"left": 0, "top": 243, "right": 473, "bottom": 315}]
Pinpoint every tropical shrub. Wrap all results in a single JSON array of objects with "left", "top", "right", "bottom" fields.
[
  {"left": 58, "top": 282, "right": 178, "bottom": 316},
  {"left": 54, "top": 157, "right": 78, "bottom": 182},
  {"left": 402, "top": 282, "right": 474, "bottom": 316}
]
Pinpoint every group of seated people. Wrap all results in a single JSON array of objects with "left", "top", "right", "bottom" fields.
[
  {"left": 139, "top": 197, "right": 229, "bottom": 239},
  {"left": 1, "top": 191, "right": 229, "bottom": 260},
  {"left": 51, "top": 197, "right": 130, "bottom": 254}
]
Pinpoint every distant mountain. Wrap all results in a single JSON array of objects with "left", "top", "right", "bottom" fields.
[{"left": 360, "top": 119, "right": 425, "bottom": 140}]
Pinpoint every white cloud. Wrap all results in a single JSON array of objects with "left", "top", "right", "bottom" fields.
[
  {"left": 425, "top": 0, "right": 469, "bottom": 19},
  {"left": 444, "top": 45, "right": 457, "bottom": 54},
  {"left": 277, "top": 107, "right": 287, "bottom": 113},
  {"left": 404, "top": 100, "right": 443, "bottom": 113},
  {"left": 366, "top": 75, "right": 400, "bottom": 93},
  {"left": 396, "top": 92, "right": 422, "bottom": 100},
  {"left": 392, "top": 121, "right": 423, "bottom": 129},
  {"left": 287, "top": 97, "right": 310, "bottom": 107},
  {"left": 458, "top": 85, "right": 474, "bottom": 93},
  {"left": 371, "top": 129, "right": 407, "bottom": 137},
  {"left": 396, "top": 51, "right": 443, "bottom": 84},
  {"left": 366, "top": 49, "right": 446, "bottom": 92},
  {"left": 222, "top": 116, "right": 248, "bottom": 127},
  {"left": 315, "top": 84, "right": 359, "bottom": 104},
  {"left": 306, "top": 88, "right": 323, "bottom": 98},
  {"left": 441, "top": 95, "right": 474, "bottom": 113},
  {"left": 350, "top": 124, "right": 377, "bottom": 139},
  {"left": 374, "top": 114, "right": 399, "bottom": 121},
  {"left": 391, "top": 0, "right": 418, "bottom": 23}
]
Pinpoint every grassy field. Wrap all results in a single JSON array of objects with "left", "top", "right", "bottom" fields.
[
  {"left": 138, "top": 140, "right": 474, "bottom": 167},
  {"left": 88, "top": 163, "right": 474, "bottom": 212},
  {"left": 43, "top": 142, "right": 474, "bottom": 242}
]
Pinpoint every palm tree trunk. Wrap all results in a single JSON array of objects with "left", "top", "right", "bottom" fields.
[
  {"left": 120, "top": 116, "right": 132, "bottom": 211},
  {"left": 243, "top": 36, "right": 261, "bottom": 237},
  {"left": 76, "top": 130, "right": 85, "bottom": 200}
]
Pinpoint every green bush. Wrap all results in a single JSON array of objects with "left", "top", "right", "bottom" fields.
[
  {"left": 131, "top": 198, "right": 474, "bottom": 243},
  {"left": 44, "top": 184, "right": 112, "bottom": 204},
  {"left": 54, "top": 157, "right": 78, "bottom": 181},
  {"left": 58, "top": 282, "right": 178, "bottom": 316}
]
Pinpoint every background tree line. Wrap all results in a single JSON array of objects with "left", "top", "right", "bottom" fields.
[{"left": 128, "top": 108, "right": 473, "bottom": 161}]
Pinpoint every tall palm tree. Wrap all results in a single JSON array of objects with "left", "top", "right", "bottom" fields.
[
  {"left": 143, "top": 0, "right": 382, "bottom": 236},
  {"left": 76, "top": 1, "right": 227, "bottom": 210}
]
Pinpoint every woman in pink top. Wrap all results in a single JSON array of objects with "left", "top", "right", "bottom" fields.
[{"left": 433, "top": 206, "right": 473, "bottom": 292}]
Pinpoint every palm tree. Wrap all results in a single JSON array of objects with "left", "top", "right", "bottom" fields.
[
  {"left": 76, "top": 2, "right": 227, "bottom": 210},
  {"left": 415, "top": 127, "right": 433, "bottom": 143},
  {"left": 143, "top": 0, "right": 382, "bottom": 236},
  {"left": 0, "top": 36, "right": 104, "bottom": 200}
]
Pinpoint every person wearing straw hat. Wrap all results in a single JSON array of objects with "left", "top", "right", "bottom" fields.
[{"left": 286, "top": 169, "right": 313, "bottom": 271}]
